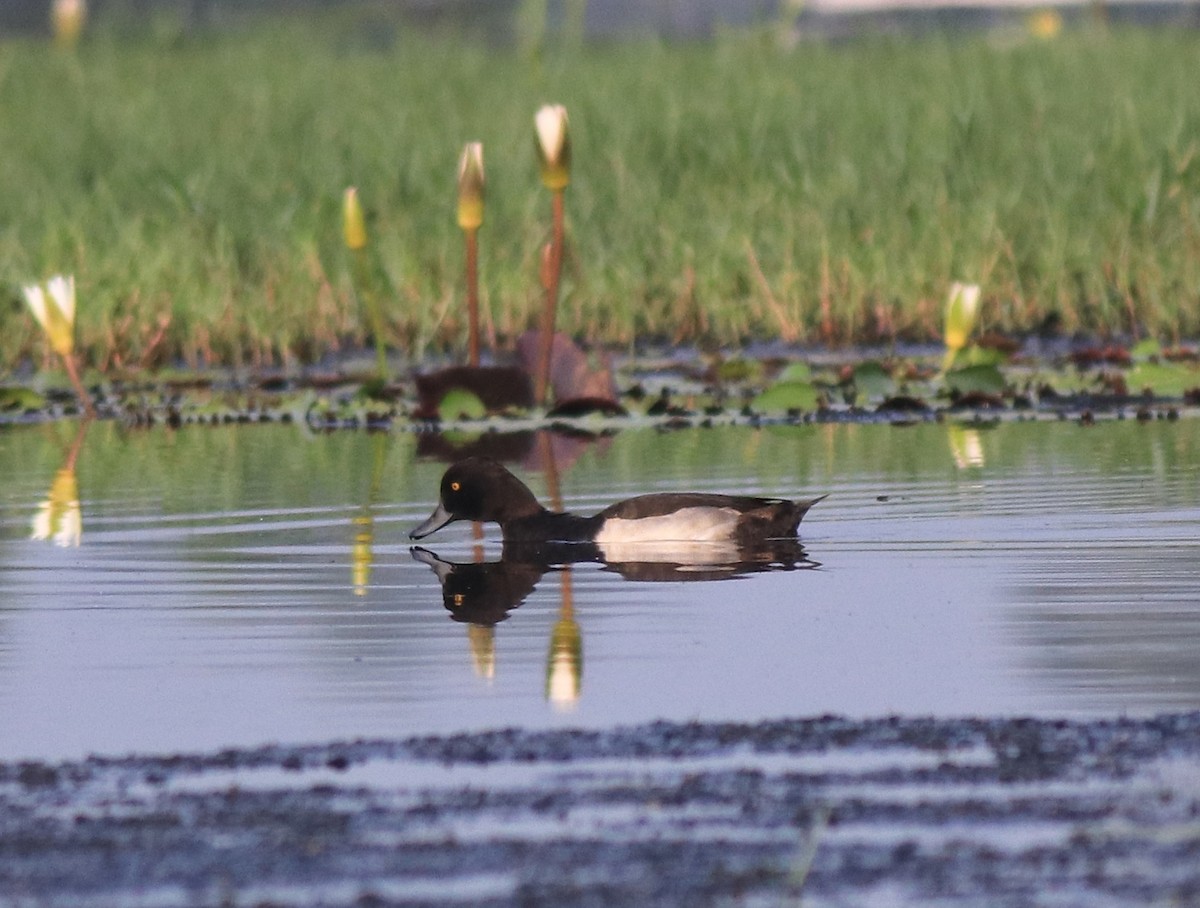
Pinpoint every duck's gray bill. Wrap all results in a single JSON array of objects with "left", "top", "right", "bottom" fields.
[{"left": 410, "top": 502, "right": 454, "bottom": 540}]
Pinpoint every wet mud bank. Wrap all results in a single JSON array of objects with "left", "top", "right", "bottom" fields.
[{"left": 3, "top": 713, "right": 1200, "bottom": 907}]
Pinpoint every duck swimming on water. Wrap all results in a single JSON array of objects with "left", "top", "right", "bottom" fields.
[{"left": 410, "top": 457, "right": 824, "bottom": 546}]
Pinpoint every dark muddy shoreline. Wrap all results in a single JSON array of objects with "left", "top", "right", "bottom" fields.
[{"left": 4, "top": 713, "right": 1199, "bottom": 906}]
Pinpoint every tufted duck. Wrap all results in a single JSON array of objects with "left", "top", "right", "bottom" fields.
[{"left": 410, "top": 457, "right": 823, "bottom": 546}]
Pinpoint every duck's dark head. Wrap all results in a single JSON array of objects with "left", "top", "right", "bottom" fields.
[{"left": 410, "top": 457, "right": 543, "bottom": 539}]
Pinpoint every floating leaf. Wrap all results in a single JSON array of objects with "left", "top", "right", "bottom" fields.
[
  {"left": 438, "top": 388, "right": 487, "bottom": 420},
  {"left": 1129, "top": 338, "right": 1162, "bottom": 362},
  {"left": 776, "top": 362, "right": 812, "bottom": 383},
  {"left": 944, "top": 364, "right": 1006, "bottom": 395},
  {"left": 0, "top": 387, "right": 47, "bottom": 411},
  {"left": 714, "top": 359, "right": 762, "bottom": 383},
  {"left": 851, "top": 361, "right": 893, "bottom": 402},
  {"left": 751, "top": 381, "right": 818, "bottom": 413},
  {"left": 1126, "top": 361, "right": 1197, "bottom": 397},
  {"left": 960, "top": 345, "right": 1008, "bottom": 368}
]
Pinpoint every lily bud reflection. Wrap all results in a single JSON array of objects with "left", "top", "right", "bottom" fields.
[
  {"left": 467, "top": 624, "right": 496, "bottom": 681},
  {"left": 546, "top": 616, "right": 582, "bottom": 709},
  {"left": 351, "top": 513, "right": 373, "bottom": 596},
  {"left": 31, "top": 468, "right": 82, "bottom": 548}
]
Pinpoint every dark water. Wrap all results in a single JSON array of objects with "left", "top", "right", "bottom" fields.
[{"left": 1, "top": 417, "right": 1197, "bottom": 760}]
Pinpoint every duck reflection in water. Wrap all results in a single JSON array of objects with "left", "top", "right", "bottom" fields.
[{"left": 410, "top": 538, "right": 820, "bottom": 627}]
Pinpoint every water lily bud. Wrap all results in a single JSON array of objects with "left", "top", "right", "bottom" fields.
[
  {"left": 23, "top": 275, "right": 76, "bottom": 358},
  {"left": 534, "top": 104, "right": 571, "bottom": 191},
  {"left": 343, "top": 186, "right": 368, "bottom": 251},
  {"left": 52, "top": 0, "right": 86, "bottom": 49},
  {"left": 457, "top": 142, "right": 485, "bottom": 231},
  {"left": 943, "top": 282, "right": 981, "bottom": 353}
]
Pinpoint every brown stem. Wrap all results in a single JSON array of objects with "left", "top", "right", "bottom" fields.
[
  {"left": 465, "top": 228, "right": 480, "bottom": 367},
  {"left": 61, "top": 352, "right": 96, "bottom": 419},
  {"left": 535, "top": 189, "right": 565, "bottom": 406}
]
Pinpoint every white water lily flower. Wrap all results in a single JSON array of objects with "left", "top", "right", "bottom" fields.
[
  {"left": 23, "top": 275, "right": 76, "bottom": 357},
  {"left": 534, "top": 104, "right": 571, "bottom": 190}
]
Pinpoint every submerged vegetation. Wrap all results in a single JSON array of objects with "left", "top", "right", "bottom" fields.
[{"left": 2, "top": 13, "right": 1199, "bottom": 372}]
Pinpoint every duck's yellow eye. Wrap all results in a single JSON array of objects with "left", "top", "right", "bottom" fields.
[{"left": 450, "top": 481, "right": 461, "bottom": 492}]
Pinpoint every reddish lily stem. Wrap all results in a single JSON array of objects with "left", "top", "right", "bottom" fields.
[
  {"left": 535, "top": 189, "right": 565, "bottom": 406},
  {"left": 62, "top": 353, "right": 96, "bottom": 419},
  {"left": 465, "top": 228, "right": 480, "bottom": 368}
]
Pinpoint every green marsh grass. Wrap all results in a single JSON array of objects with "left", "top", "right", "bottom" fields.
[{"left": 2, "top": 17, "right": 1199, "bottom": 370}]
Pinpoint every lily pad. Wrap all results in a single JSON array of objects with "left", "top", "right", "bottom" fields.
[
  {"left": 751, "top": 381, "right": 819, "bottom": 413},
  {"left": 851, "top": 361, "right": 894, "bottom": 402},
  {"left": 437, "top": 388, "right": 487, "bottom": 420},
  {"left": 944, "top": 364, "right": 1007, "bottom": 396},
  {"left": 776, "top": 362, "right": 813, "bottom": 383},
  {"left": 0, "top": 387, "right": 47, "bottom": 411},
  {"left": 1130, "top": 338, "right": 1162, "bottom": 362},
  {"left": 1126, "top": 361, "right": 1197, "bottom": 397}
]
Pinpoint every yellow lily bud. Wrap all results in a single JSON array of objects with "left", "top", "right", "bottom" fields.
[
  {"left": 52, "top": 0, "right": 86, "bottom": 49},
  {"left": 1027, "top": 9, "right": 1063, "bottom": 39},
  {"left": 943, "top": 282, "right": 981, "bottom": 354},
  {"left": 343, "top": 186, "right": 368, "bottom": 251},
  {"left": 24, "top": 275, "right": 76, "bottom": 358},
  {"left": 457, "top": 142, "right": 486, "bottom": 231},
  {"left": 534, "top": 104, "right": 571, "bottom": 191},
  {"left": 31, "top": 468, "right": 82, "bottom": 548}
]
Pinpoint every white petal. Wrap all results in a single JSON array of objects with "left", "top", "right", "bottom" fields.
[
  {"left": 47, "top": 274, "right": 76, "bottom": 324},
  {"left": 55, "top": 503, "right": 82, "bottom": 547},
  {"left": 535, "top": 105, "right": 567, "bottom": 161},
  {"left": 30, "top": 502, "right": 53, "bottom": 541},
  {"left": 23, "top": 285, "right": 50, "bottom": 330}
]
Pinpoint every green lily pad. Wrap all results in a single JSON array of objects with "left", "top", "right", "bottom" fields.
[
  {"left": 437, "top": 388, "right": 487, "bottom": 420},
  {"left": 714, "top": 359, "right": 762, "bottom": 383},
  {"left": 0, "top": 387, "right": 47, "bottom": 411},
  {"left": 751, "top": 381, "right": 819, "bottom": 413},
  {"left": 1126, "top": 361, "right": 1197, "bottom": 397},
  {"left": 852, "top": 361, "right": 894, "bottom": 402},
  {"left": 960, "top": 345, "right": 1008, "bottom": 368},
  {"left": 1130, "top": 338, "right": 1162, "bottom": 362},
  {"left": 944, "top": 364, "right": 1007, "bottom": 395},
  {"left": 776, "top": 362, "right": 812, "bottom": 383}
]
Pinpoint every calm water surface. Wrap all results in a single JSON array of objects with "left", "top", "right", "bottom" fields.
[{"left": 1, "top": 418, "right": 1197, "bottom": 761}]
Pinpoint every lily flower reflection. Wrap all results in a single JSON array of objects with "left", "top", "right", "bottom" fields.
[
  {"left": 948, "top": 425, "right": 986, "bottom": 470},
  {"left": 31, "top": 421, "right": 89, "bottom": 548},
  {"left": 31, "top": 468, "right": 82, "bottom": 547}
]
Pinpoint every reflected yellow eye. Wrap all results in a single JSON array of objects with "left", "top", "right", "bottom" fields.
[
  {"left": 453, "top": 593, "right": 464, "bottom": 607},
  {"left": 451, "top": 481, "right": 461, "bottom": 492}
]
